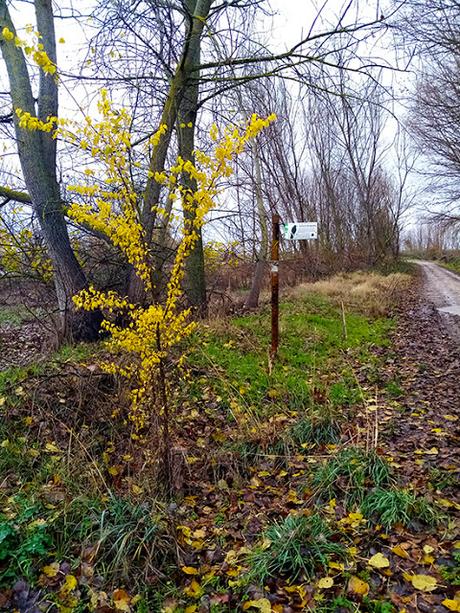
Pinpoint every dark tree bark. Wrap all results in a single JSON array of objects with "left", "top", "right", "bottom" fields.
[{"left": 0, "top": 0, "right": 101, "bottom": 341}]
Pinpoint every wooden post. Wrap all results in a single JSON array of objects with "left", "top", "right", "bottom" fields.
[{"left": 271, "top": 213, "right": 280, "bottom": 358}]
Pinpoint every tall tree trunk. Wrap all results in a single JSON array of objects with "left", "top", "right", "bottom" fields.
[
  {"left": 128, "top": 0, "right": 212, "bottom": 313},
  {"left": 0, "top": 0, "right": 101, "bottom": 341},
  {"left": 244, "top": 140, "right": 268, "bottom": 309},
  {"left": 175, "top": 0, "right": 210, "bottom": 317}
]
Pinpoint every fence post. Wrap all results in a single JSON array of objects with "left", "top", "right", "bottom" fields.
[{"left": 271, "top": 213, "right": 280, "bottom": 358}]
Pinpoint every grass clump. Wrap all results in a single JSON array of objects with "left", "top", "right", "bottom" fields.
[
  {"left": 313, "top": 447, "right": 393, "bottom": 509},
  {"left": 0, "top": 493, "right": 171, "bottom": 589},
  {"left": 361, "top": 488, "right": 442, "bottom": 528},
  {"left": 77, "top": 496, "right": 171, "bottom": 582},
  {"left": 247, "top": 513, "right": 345, "bottom": 583},
  {"left": 288, "top": 411, "right": 341, "bottom": 447}
]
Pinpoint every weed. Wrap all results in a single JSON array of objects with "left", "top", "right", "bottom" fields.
[
  {"left": 362, "top": 598, "right": 396, "bottom": 613},
  {"left": 439, "top": 549, "right": 460, "bottom": 586},
  {"left": 312, "top": 447, "right": 392, "bottom": 508},
  {"left": 428, "top": 468, "right": 459, "bottom": 491},
  {"left": 384, "top": 380, "right": 403, "bottom": 398},
  {"left": 247, "top": 513, "right": 345, "bottom": 583},
  {"left": 361, "top": 488, "right": 442, "bottom": 528},
  {"left": 312, "top": 596, "right": 356, "bottom": 612},
  {"left": 0, "top": 496, "right": 53, "bottom": 585},
  {"left": 292, "top": 271, "right": 411, "bottom": 317}
]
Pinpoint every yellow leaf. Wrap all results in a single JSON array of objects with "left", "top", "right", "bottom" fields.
[
  {"left": 442, "top": 599, "right": 460, "bottom": 611},
  {"left": 243, "top": 598, "right": 272, "bottom": 613},
  {"left": 410, "top": 574, "right": 437, "bottom": 592},
  {"left": 423, "top": 545, "right": 434, "bottom": 554},
  {"left": 45, "top": 442, "right": 61, "bottom": 453},
  {"left": 113, "top": 588, "right": 131, "bottom": 611},
  {"left": 108, "top": 465, "right": 120, "bottom": 476},
  {"left": 192, "top": 528, "right": 206, "bottom": 539},
  {"left": 347, "top": 576, "right": 370, "bottom": 596},
  {"left": 317, "top": 577, "right": 334, "bottom": 589},
  {"left": 131, "top": 484, "right": 143, "bottom": 495},
  {"left": 181, "top": 566, "right": 199, "bottom": 575},
  {"left": 60, "top": 574, "right": 77, "bottom": 594},
  {"left": 328, "top": 561, "right": 344, "bottom": 571},
  {"left": 391, "top": 545, "right": 410, "bottom": 559},
  {"left": 183, "top": 579, "right": 202, "bottom": 598},
  {"left": 42, "top": 562, "right": 60, "bottom": 577},
  {"left": 185, "top": 607, "right": 197, "bottom": 613},
  {"left": 368, "top": 553, "right": 390, "bottom": 569}
]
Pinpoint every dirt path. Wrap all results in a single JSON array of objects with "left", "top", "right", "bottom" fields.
[{"left": 414, "top": 260, "right": 460, "bottom": 339}]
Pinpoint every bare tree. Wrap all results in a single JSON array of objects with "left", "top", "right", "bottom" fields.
[
  {"left": 395, "top": 0, "right": 460, "bottom": 227},
  {"left": 0, "top": 0, "right": 101, "bottom": 341}
]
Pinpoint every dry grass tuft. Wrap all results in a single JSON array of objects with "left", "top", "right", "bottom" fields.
[{"left": 291, "top": 271, "right": 411, "bottom": 316}]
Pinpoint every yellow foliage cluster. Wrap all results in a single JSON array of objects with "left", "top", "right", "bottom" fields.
[
  {"left": 204, "top": 240, "right": 240, "bottom": 274},
  {"left": 0, "top": 221, "right": 53, "bottom": 283},
  {"left": 1, "top": 26, "right": 56, "bottom": 74}
]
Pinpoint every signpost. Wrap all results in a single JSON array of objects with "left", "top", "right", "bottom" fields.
[
  {"left": 270, "top": 216, "right": 318, "bottom": 359},
  {"left": 282, "top": 222, "right": 318, "bottom": 241}
]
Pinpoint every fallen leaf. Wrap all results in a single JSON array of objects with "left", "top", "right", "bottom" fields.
[
  {"left": 60, "top": 574, "right": 77, "bottom": 594},
  {"left": 368, "top": 552, "right": 390, "bottom": 569},
  {"left": 45, "top": 442, "right": 61, "bottom": 453},
  {"left": 317, "top": 577, "right": 334, "bottom": 589},
  {"left": 328, "top": 561, "right": 345, "bottom": 571},
  {"left": 423, "top": 545, "right": 434, "bottom": 554},
  {"left": 243, "top": 598, "right": 272, "bottom": 613},
  {"left": 410, "top": 574, "right": 437, "bottom": 592},
  {"left": 181, "top": 566, "right": 199, "bottom": 575},
  {"left": 347, "top": 576, "right": 370, "bottom": 596},
  {"left": 442, "top": 599, "right": 460, "bottom": 612},
  {"left": 183, "top": 580, "right": 202, "bottom": 599},
  {"left": 392, "top": 545, "right": 410, "bottom": 559},
  {"left": 113, "top": 588, "right": 131, "bottom": 612},
  {"left": 42, "top": 562, "right": 60, "bottom": 578}
]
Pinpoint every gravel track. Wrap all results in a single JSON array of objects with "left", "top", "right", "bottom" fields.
[{"left": 414, "top": 260, "right": 460, "bottom": 341}]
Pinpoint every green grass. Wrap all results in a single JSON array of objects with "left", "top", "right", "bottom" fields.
[
  {"left": 312, "top": 447, "right": 393, "bottom": 509},
  {"left": 246, "top": 513, "right": 345, "bottom": 582},
  {"left": 361, "top": 488, "right": 442, "bottom": 528},
  {"left": 439, "top": 548, "right": 460, "bottom": 586},
  {"left": 440, "top": 258, "right": 460, "bottom": 275},
  {"left": 0, "top": 492, "right": 171, "bottom": 589},
  {"left": 0, "top": 342, "right": 97, "bottom": 396},
  {"left": 0, "top": 305, "right": 36, "bottom": 326},
  {"left": 191, "top": 294, "right": 392, "bottom": 416},
  {"left": 287, "top": 411, "right": 341, "bottom": 447}
]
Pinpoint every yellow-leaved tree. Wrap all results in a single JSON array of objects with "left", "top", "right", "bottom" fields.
[{"left": 17, "top": 73, "right": 275, "bottom": 489}]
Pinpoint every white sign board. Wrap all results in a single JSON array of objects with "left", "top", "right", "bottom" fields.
[{"left": 282, "top": 222, "right": 318, "bottom": 240}]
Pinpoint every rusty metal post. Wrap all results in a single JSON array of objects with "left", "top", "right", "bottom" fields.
[{"left": 271, "top": 213, "right": 280, "bottom": 358}]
